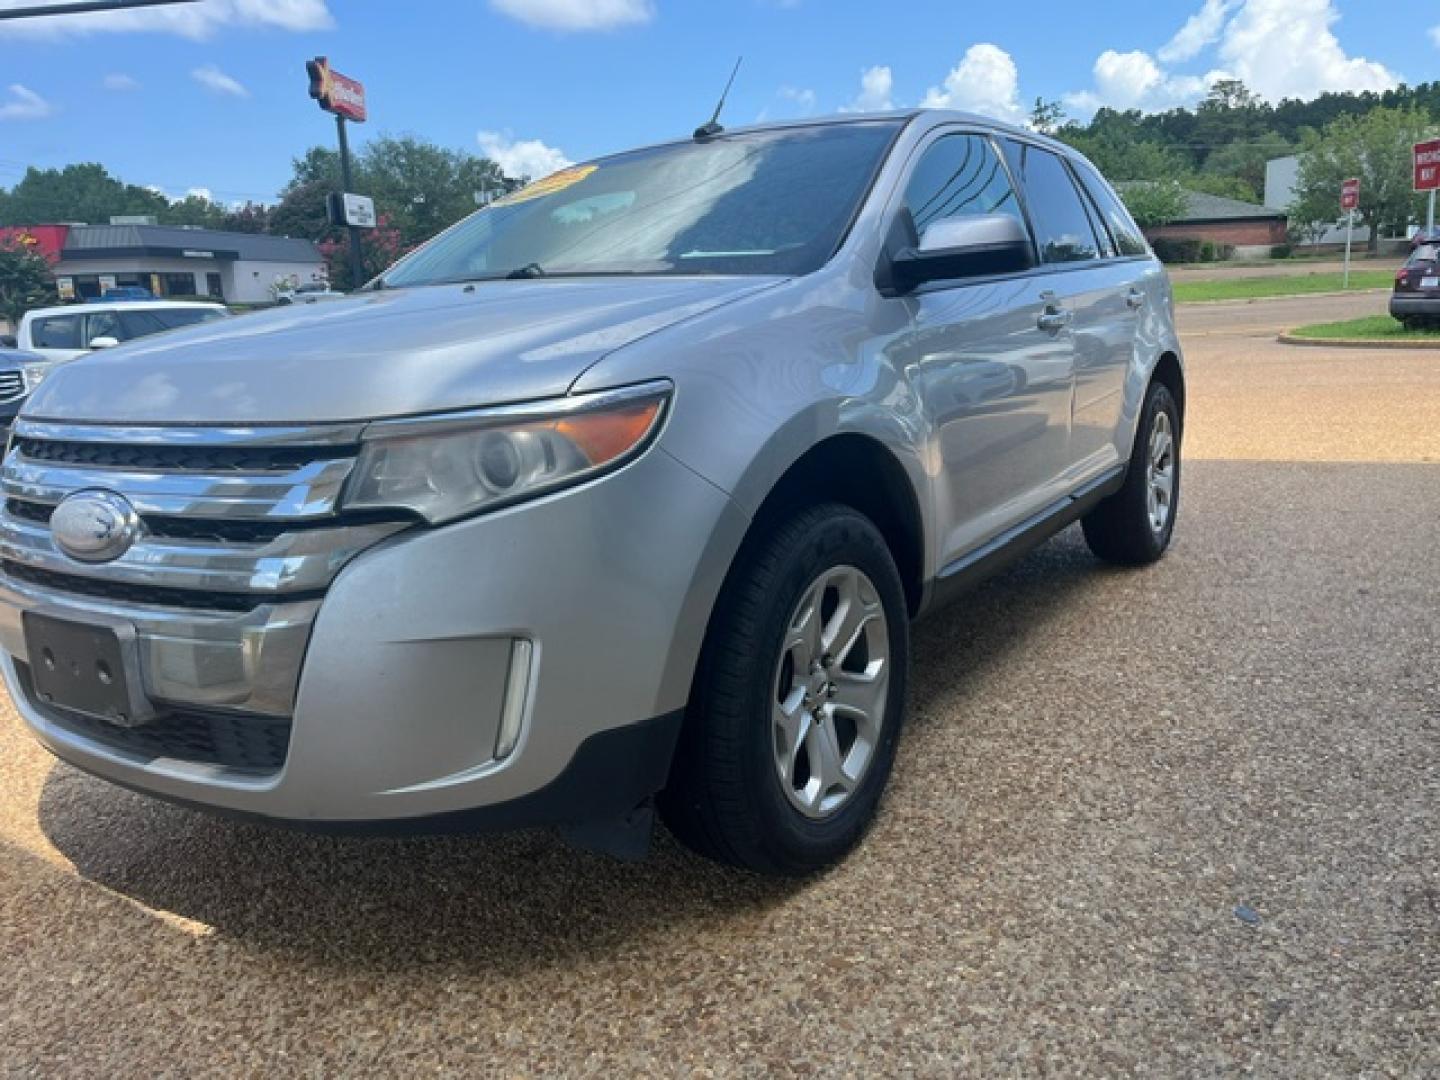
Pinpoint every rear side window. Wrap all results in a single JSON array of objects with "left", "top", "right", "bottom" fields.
[
  {"left": 1002, "top": 141, "right": 1102, "bottom": 264},
  {"left": 154, "top": 308, "right": 225, "bottom": 330},
  {"left": 903, "top": 134, "right": 1027, "bottom": 239},
  {"left": 1074, "top": 161, "right": 1150, "bottom": 257},
  {"left": 30, "top": 314, "right": 83, "bottom": 350},
  {"left": 118, "top": 311, "right": 168, "bottom": 338}
]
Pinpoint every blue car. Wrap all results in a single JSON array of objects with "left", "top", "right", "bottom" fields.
[{"left": 94, "top": 286, "right": 154, "bottom": 302}]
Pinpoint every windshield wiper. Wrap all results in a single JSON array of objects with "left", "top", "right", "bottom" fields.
[{"left": 506, "top": 263, "right": 546, "bottom": 279}]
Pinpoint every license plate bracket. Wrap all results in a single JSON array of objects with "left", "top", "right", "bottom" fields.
[{"left": 23, "top": 611, "right": 155, "bottom": 726}]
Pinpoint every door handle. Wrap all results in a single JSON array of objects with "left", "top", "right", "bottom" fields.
[
  {"left": 1038, "top": 308, "right": 1073, "bottom": 333},
  {"left": 1125, "top": 288, "right": 1145, "bottom": 310}
]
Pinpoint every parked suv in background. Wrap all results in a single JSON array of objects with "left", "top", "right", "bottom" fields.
[
  {"left": 0, "top": 112, "right": 1183, "bottom": 875},
  {"left": 17, "top": 299, "right": 228, "bottom": 362}
]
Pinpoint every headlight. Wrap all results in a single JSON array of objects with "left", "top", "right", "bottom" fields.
[
  {"left": 20, "top": 361, "right": 54, "bottom": 395},
  {"left": 344, "top": 381, "right": 671, "bottom": 523}
]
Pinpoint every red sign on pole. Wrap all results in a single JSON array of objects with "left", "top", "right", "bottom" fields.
[
  {"left": 306, "top": 57, "right": 366, "bottom": 123},
  {"left": 1414, "top": 140, "right": 1440, "bottom": 193},
  {"left": 1340, "top": 178, "right": 1360, "bottom": 212}
]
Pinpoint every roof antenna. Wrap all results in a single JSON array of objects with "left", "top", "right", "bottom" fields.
[{"left": 694, "top": 56, "right": 743, "bottom": 141}]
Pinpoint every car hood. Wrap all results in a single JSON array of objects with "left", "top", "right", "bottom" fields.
[{"left": 23, "top": 277, "right": 780, "bottom": 425}]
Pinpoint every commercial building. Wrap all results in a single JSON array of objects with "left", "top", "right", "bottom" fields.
[
  {"left": 1, "top": 222, "right": 325, "bottom": 305},
  {"left": 1142, "top": 189, "right": 1289, "bottom": 258}
]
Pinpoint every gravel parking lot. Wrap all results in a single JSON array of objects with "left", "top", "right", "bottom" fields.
[{"left": 1, "top": 292, "right": 1435, "bottom": 1077}]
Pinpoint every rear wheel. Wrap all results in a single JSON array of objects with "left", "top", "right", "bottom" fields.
[
  {"left": 1082, "top": 381, "right": 1181, "bottom": 566},
  {"left": 660, "top": 504, "right": 909, "bottom": 876}
]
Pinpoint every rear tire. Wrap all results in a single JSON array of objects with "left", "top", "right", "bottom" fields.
[
  {"left": 1082, "top": 381, "right": 1181, "bottom": 566},
  {"left": 660, "top": 504, "right": 909, "bottom": 876}
]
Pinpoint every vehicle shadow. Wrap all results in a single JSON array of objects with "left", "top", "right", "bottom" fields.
[{"left": 35, "top": 527, "right": 1113, "bottom": 976}]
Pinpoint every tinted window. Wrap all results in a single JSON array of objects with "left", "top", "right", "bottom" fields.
[
  {"left": 384, "top": 122, "right": 902, "bottom": 285},
  {"left": 118, "top": 311, "right": 168, "bottom": 338},
  {"left": 84, "top": 311, "right": 126, "bottom": 343},
  {"left": 903, "top": 134, "right": 1027, "bottom": 239},
  {"left": 154, "top": 308, "right": 225, "bottom": 330},
  {"left": 1003, "top": 142, "right": 1101, "bottom": 264},
  {"left": 1407, "top": 244, "right": 1439, "bottom": 266},
  {"left": 30, "top": 314, "right": 83, "bottom": 350},
  {"left": 1074, "top": 160, "right": 1149, "bottom": 257}
]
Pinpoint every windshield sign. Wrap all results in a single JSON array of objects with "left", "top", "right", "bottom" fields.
[{"left": 382, "top": 122, "right": 901, "bottom": 287}]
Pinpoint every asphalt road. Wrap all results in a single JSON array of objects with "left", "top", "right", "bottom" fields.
[{"left": 1, "top": 292, "right": 1436, "bottom": 1077}]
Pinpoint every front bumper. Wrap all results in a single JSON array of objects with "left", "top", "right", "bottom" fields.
[{"left": 2, "top": 446, "right": 747, "bottom": 827}]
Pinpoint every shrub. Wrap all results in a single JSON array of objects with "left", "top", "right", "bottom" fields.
[
  {"left": 1271, "top": 244, "right": 1294, "bottom": 259},
  {"left": 1151, "top": 237, "right": 1205, "bottom": 264}
]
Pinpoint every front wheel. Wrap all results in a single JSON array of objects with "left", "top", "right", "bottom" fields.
[
  {"left": 1082, "top": 381, "right": 1181, "bottom": 565},
  {"left": 660, "top": 504, "right": 909, "bottom": 876}
]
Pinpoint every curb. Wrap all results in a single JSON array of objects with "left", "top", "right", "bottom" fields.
[
  {"left": 1177, "top": 288, "right": 1389, "bottom": 307},
  {"left": 1277, "top": 332, "right": 1440, "bottom": 350}
]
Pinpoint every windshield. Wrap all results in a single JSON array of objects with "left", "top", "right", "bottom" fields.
[
  {"left": 1408, "top": 244, "right": 1439, "bottom": 265},
  {"left": 382, "top": 122, "right": 901, "bottom": 287}
]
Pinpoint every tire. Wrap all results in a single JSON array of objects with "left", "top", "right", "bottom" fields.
[
  {"left": 1082, "top": 381, "right": 1181, "bottom": 566},
  {"left": 660, "top": 504, "right": 909, "bottom": 876}
]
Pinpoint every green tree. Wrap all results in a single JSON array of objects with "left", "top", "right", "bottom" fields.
[
  {"left": 0, "top": 239, "right": 56, "bottom": 325},
  {"left": 1119, "top": 180, "right": 1190, "bottom": 229},
  {"left": 1292, "top": 105, "right": 1434, "bottom": 253},
  {"left": 0, "top": 163, "right": 167, "bottom": 226},
  {"left": 1029, "top": 98, "right": 1066, "bottom": 136},
  {"left": 279, "top": 135, "right": 506, "bottom": 250},
  {"left": 160, "top": 194, "right": 228, "bottom": 229}
]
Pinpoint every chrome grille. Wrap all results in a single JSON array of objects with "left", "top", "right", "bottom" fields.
[
  {"left": 0, "top": 419, "right": 411, "bottom": 730},
  {"left": 0, "top": 370, "right": 23, "bottom": 404}
]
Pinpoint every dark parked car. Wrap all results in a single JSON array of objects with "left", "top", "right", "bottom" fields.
[{"left": 1391, "top": 243, "right": 1440, "bottom": 328}]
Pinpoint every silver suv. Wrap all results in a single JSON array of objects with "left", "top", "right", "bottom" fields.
[{"left": 0, "top": 112, "right": 1183, "bottom": 875}]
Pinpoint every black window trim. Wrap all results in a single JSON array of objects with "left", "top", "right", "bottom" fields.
[{"left": 877, "top": 124, "right": 1154, "bottom": 300}]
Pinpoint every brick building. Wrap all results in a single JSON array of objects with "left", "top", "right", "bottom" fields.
[{"left": 1142, "top": 190, "right": 1288, "bottom": 258}]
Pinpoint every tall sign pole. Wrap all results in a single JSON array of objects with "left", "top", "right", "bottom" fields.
[
  {"left": 306, "top": 57, "right": 370, "bottom": 288},
  {"left": 1340, "top": 178, "right": 1360, "bottom": 290},
  {"left": 1414, "top": 138, "right": 1440, "bottom": 235}
]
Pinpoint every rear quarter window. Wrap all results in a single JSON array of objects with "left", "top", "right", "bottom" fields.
[{"left": 1073, "top": 161, "right": 1150, "bottom": 257}]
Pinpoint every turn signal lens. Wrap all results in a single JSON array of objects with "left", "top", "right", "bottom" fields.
[{"left": 555, "top": 401, "right": 662, "bottom": 466}]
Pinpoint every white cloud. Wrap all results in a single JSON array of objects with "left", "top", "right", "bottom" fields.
[
  {"left": 1218, "top": 0, "right": 1397, "bottom": 101},
  {"left": 778, "top": 85, "right": 817, "bottom": 113},
  {"left": 920, "top": 43, "right": 1024, "bottom": 125},
  {"left": 1158, "top": 0, "right": 1238, "bottom": 63},
  {"left": 0, "top": 84, "right": 55, "bottom": 120},
  {"left": 477, "top": 130, "right": 574, "bottom": 181},
  {"left": 191, "top": 64, "right": 249, "bottom": 98},
  {"left": 844, "top": 65, "right": 895, "bottom": 113},
  {"left": 185, "top": 187, "right": 215, "bottom": 202},
  {"left": 488, "top": 0, "right": 653, "bottom": 31},
  {"left": 1431, "top": 25, "right": 1440, "bottom": 48},
  {"left": 103, "top": 73, "right": 140, "bottom": 92},
  {"left": 0, "top": 0, "right": 333, "bottom": 38},
  {"left": 1065, "top": 49, "right": 1218, "bottom": 115}
]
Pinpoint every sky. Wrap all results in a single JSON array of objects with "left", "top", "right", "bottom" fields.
[{"left": 0, "top": 0, "right": 1434, "bottom": 205}]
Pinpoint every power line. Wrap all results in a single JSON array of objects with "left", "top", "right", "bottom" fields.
[{"left": 0, "top": 0, "right": 198, "bottom": 20}]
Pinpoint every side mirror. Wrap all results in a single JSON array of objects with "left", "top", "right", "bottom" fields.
[
  {"left": 88, "top": 336, "right": 120, "bottom": 350},
  {"left": 884, "top": 213, "right": 1035, "bottom": 294}
]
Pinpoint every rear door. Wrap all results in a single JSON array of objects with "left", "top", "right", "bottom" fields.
[
  {"left": 1000, "top": 140, "right": 1129, "bottom": 479},
  {"left": 889, "top": 130, "right": 1078, "bottom": 567},
  {"left": 1070, "top": 158, "right": 1160, "bottom": 470}
]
